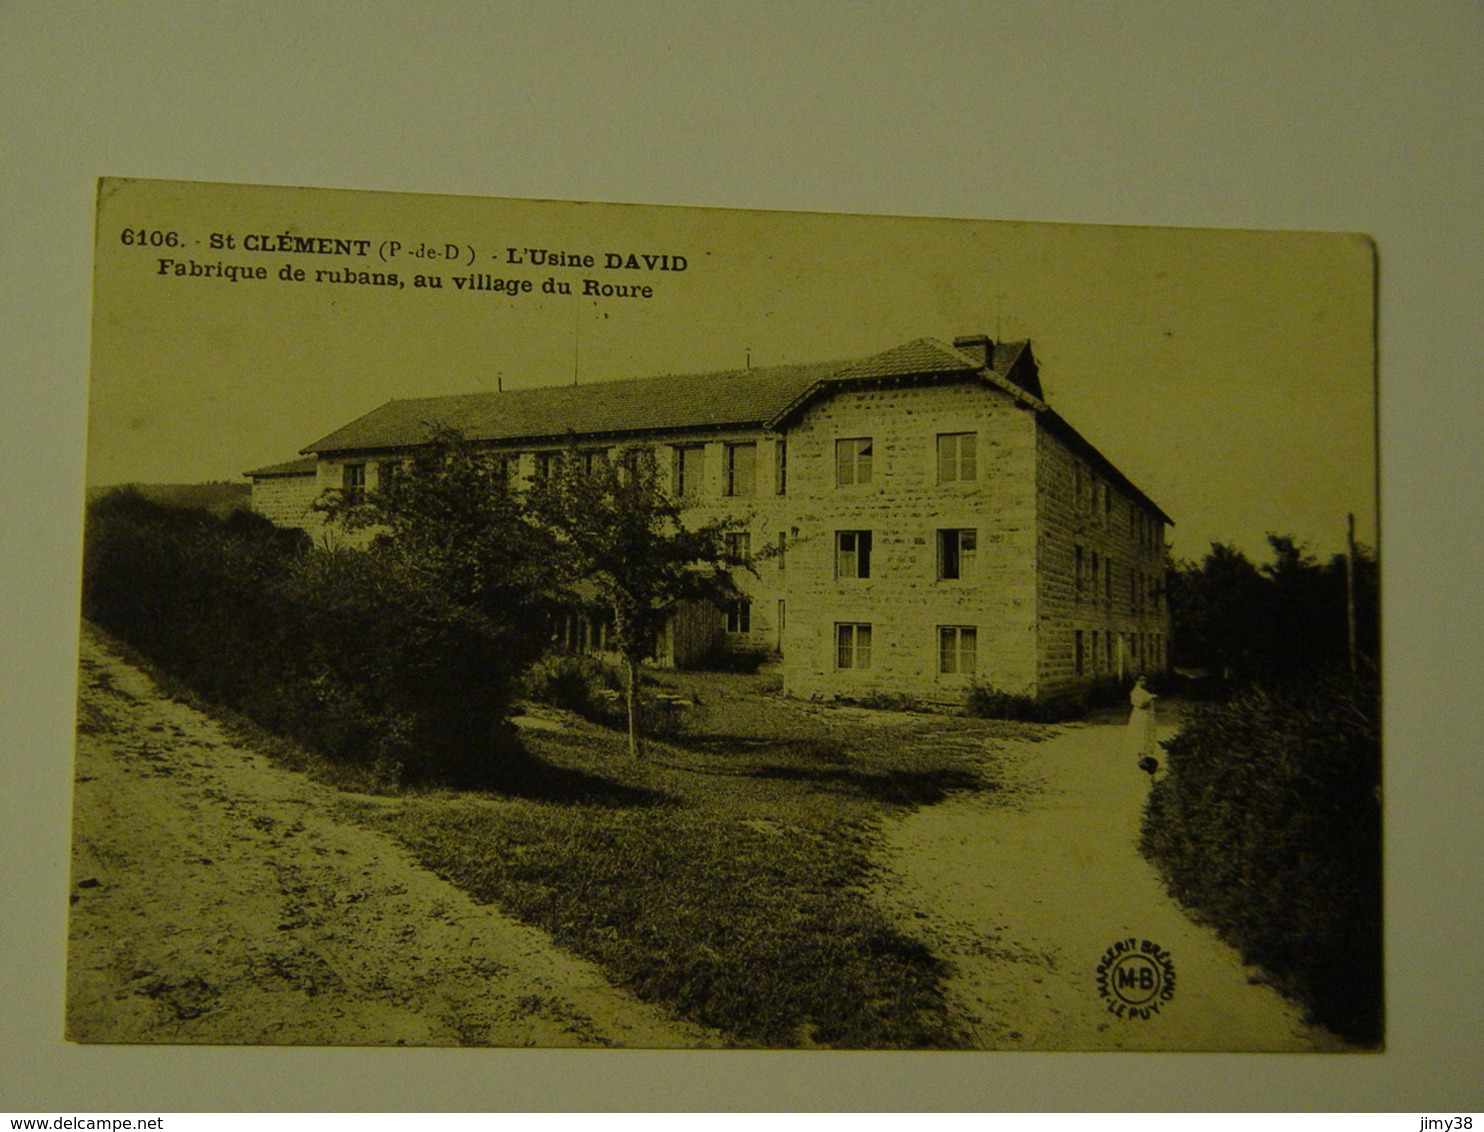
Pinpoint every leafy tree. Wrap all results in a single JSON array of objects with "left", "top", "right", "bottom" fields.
[
  {"left": 1167, "top": 542, "right": 1267, "bottom": 679},
  {"left": 1168, "top": 534, "right": 1378, "bottom": 683},
  {"left": 329, "top": 425, "right": 561, "bottom": 647},
  {"left": 527, "top": 443, "right": 747, "bottom": 757}
]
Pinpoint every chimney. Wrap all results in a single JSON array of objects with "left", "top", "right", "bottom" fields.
[{"left": 953, "top": 334, "right": 994, "bottom": 368}]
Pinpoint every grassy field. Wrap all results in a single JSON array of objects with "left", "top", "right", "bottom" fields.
[{"left": 337, "top": 669, "right": 1044, "bottom": 1048}]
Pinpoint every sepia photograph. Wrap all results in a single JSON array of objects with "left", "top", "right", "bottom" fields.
[{"left": 67, "top": 176, "right": 1380, "bottom": 1053}]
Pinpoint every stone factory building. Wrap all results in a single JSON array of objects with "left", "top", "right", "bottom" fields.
[{"left": 247, "top": 334, "right": 1171, "bottom": 703}]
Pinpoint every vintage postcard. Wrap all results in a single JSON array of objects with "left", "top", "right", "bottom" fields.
[{"left": 72, "top": 177, "right": 1378, "bottom": 1050}]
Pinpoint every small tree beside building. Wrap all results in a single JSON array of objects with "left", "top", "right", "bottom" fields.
[{"left": 528, "top": 444, "right": 747, "bottom": 757}]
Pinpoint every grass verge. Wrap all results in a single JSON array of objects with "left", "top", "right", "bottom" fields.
[{"left": 341, "top": 671, "right": 1026, "bottom": 1047}]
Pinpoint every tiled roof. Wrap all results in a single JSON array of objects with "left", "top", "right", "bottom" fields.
[
  {"left": 287, "top": 332, "right": 1169, "bottom": 524},
  {"left": 303, "top": 359, "right": 846, "bottom": 454},
  {"left": 303, "top": 337, "right": 1036, "bottom": 455},
  {"left": 767, "top": 338, "right": 1042, "bottom": 427},
  {"left": 245, "top": 456, "right": 318, "bottom": 478},
  {"left": 827, "top": 337, "right": 988, "bottom": 383}
]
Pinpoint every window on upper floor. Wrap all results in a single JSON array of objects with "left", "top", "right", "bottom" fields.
[
  {"left": 580, "top": 448, "right": 610, "bottom": 476},
  {"left": 937, "top": 432, "right": 977, "bottom": 483},
  {"left": 342, "top": 462, "right": 365, "bottom": 503},
  {"left": 937, "top": 528, "right": 978, "bottom": 580},
  {"left": 774, "top": 438, "right": 787, "bottom": 495},
  {"left": 672, "top": 444, "right": 704, "bottom": 498},
  {"left": 836, "top": 622, "right": 872, "bottom": 670},
  {"left": 938, "top": 626, "right": 977, "bottom": 676},
  {"left": 835, "top": 437, "right": 873, "bottom": 486},
  {"left": 533, "top": 451, "right": 563, "bottom": 483},
  {"left": 376, "top": 460, "right": 403, "bottom": 491},
  {"left": 725, "top": 442, "right": 756, "bottom": 496},
  {"left": 484, "top": 452, "right": 520, "bottom": 489},
  {"left": 615, "top": 445, "right": 656, "bottom": 481},
  {"left": 1075, "top": 544, "right": 1085, "bottom": 596},
  {"left": 836, "top": 530, "right": 872, "bottom": 579}
]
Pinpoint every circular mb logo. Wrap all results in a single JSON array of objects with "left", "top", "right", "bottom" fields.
[{"left": 1096, "top": 938, "right": 1176, "bottom": 1019}]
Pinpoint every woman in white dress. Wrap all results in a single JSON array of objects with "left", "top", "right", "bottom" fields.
[{"left": 1128, "top": 675, "right": 1158, "bottom": 761}]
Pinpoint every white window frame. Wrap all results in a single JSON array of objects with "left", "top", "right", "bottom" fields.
[
  {"left": 672, "top": 444, "right": 705, "bottom": 497},
  {"left": 726, "top": 599, "right": 752, "bottom": 634},
  {"left": 835, "top": 622, "right": 872, "bottom": 670},
  {"left": 835, "top": 437, "right": 873, "bottom": 486},
  {"left": 937, "top": 625, "right": 977, "bottom": 676},
  {"left": 937, "top": 528, "right": 977, "bottom": 580},
  {"left": 725, "top": 441, "right": 756, "bottom": 497},
  {"left": 835, "top": 530, "right": 873, "bottom": 579},
  {"left": 724, "top": 531, "right": 751, "bottom": 561},
  {"left": 937, "top": 432, "right": 978, "bottom": 483}
]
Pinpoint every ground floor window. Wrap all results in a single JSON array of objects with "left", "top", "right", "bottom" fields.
[
  {"left": 836, "top": 622, "right": 872, "bottom": 669},
  {"left": 938, "top": 625, "right": 977, "bottom": 675},
  {"left": 726, "top": 599, "right": 751, "bottom": 634}
]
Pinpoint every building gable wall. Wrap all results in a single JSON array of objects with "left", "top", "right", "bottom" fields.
[{"left": 778, "top": 379, "right": 1040, "bottom": 702}]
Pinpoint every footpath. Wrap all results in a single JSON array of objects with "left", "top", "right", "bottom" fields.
[
  {"left": 67, "top": 629, "right": 714, "bottom": 1047},
  {"left": 873, "top": 717, "right": 1351, "bottom": 1051}
]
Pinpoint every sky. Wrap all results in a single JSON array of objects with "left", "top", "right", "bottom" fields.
[{"left": 88, "top": 178, "right": 1376, "bottom": 561}]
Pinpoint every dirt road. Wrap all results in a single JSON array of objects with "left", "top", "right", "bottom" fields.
[
  {"left": 66, "top": 629, "right": 714, "bottom": 1047},
  {"left": 873, "top": 717, "right": 1351, "bottom": 1051}
]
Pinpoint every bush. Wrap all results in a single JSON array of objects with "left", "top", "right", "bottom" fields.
[
  {"left": 1140, "top": 673, "right": 1382, "bottom": 1045},
  {"left": 82, "top": 489, "right": 535, "bottom": 787},
  {"left": 967, "top": 686, "right": 1052, "bottom": 721},
  {"left": 521, "top": 654, "right": 624, "bottom": 716},
  {"left": 850, "top": 690, "right": 924, "bottom": 714},
  {"left": 522, "top": 653, "right": 690, "bottom": 740},
  {"left": 967, "top": 677, "right": 1133, "bottom": 722}
]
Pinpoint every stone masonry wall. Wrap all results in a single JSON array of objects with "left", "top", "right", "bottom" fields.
[
  {"left": 278, "top": 392, "right": 1168, "bottom": 703},
  {"left": 778, "top": 380, "right": 1041, "bottom": 703},
  {"left": 1034, "top": 425, "right": 1170, "bottom": 698},
  {"left": 250, "top": 473, "right": 323, "bottom": 534}
]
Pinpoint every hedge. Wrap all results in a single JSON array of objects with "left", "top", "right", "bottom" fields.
[
  {"left": 82, "top": 488, "right": 533, "bottom": 786},
  {"left": 1140, "top": 673, "right": 1382, "bottom": 1044}
]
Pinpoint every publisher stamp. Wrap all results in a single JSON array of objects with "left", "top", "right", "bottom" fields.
[{"left": 1096, "top": 938, "right": 1176, "bottom": 1019}]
